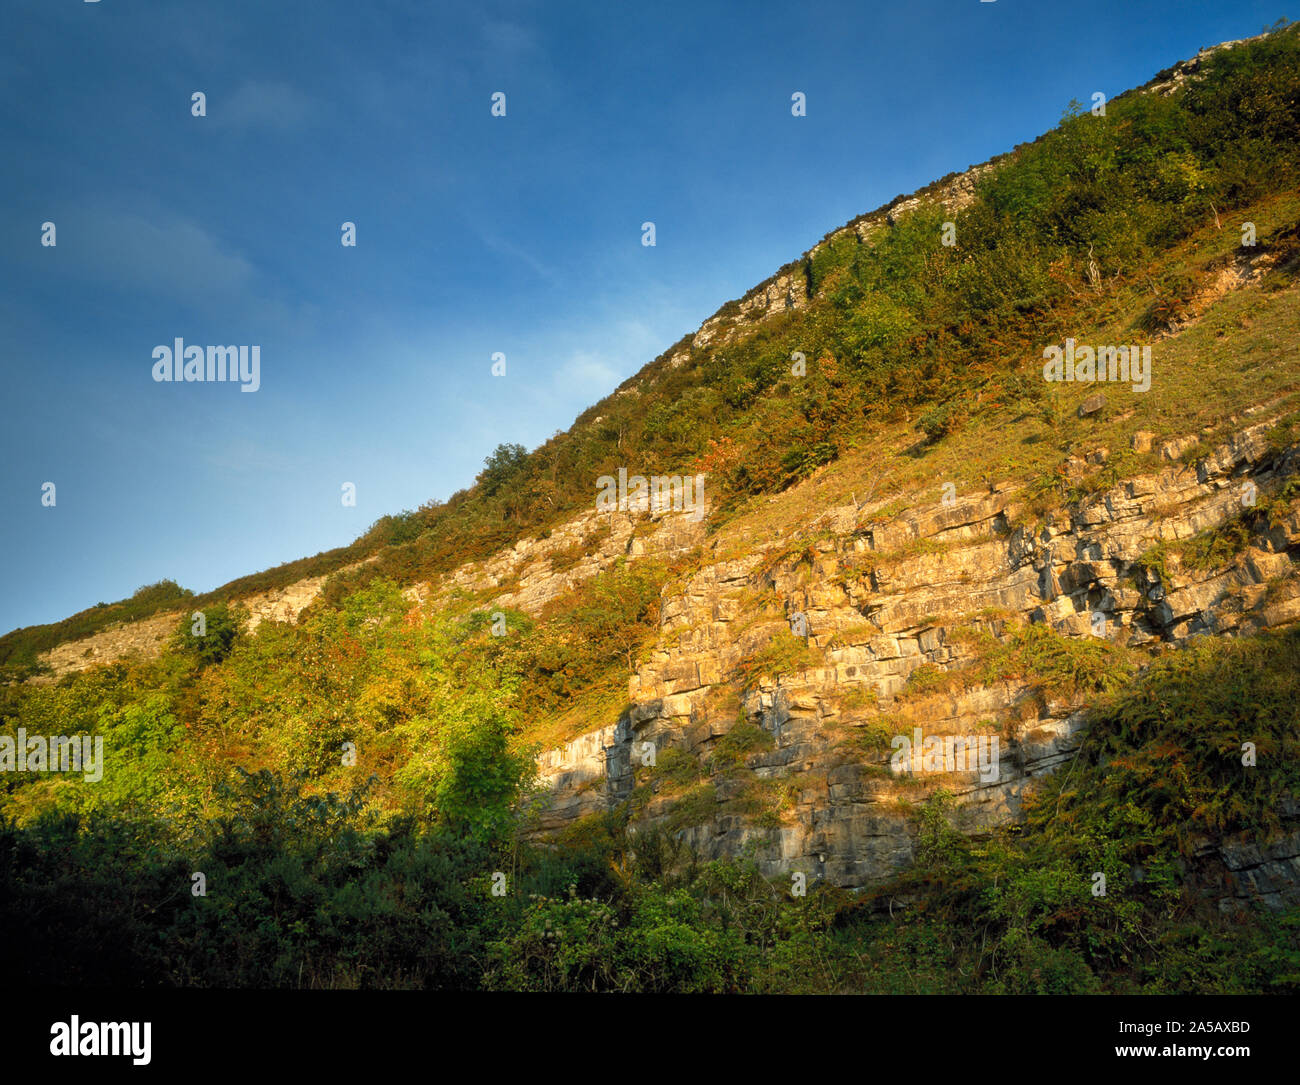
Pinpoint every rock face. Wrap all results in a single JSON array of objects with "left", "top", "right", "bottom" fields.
[
  {"left": 30, "top": 505, "right": 708, "bottom": 680},
  {"left": 532, "top": 414, "right": 1300, "bottom": 897},
  {"left": 1143, "top": 31, "right": 1276, "bottom": 97},
  {"left": 244, "top": 573, "right": 341, "bottom": 633},
  {"left": 24, "top": 412, "right": 1300, "bottom": 913},
  {"left": 406, "top": 503, "right": 708, "bottom": 618},
  {"left": 531, "top": 716, "right": 635, "bottom": 831},
  {"left": 1203, "top": 808, "right": 1300, "bottom": 914},
  {"left": 31, "top": 412, "right": 1297, "bottom": 916},
  {"left": 34, "top": 565, "right": 367, "bottom": 679},
  {"left": 34, "top": 610, "right": 186, "bottom": 680},
  {"left": 18, "top": 25, "right": 1296, "bottom": 908}
]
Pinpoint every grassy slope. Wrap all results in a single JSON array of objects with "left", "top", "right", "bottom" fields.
[{"left": 716, "top": 198, "right": 1300, "bottom": 554}]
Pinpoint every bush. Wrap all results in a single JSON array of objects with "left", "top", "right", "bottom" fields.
[{"left": 173, "top": 602, "right": 245, "bottom": 668}]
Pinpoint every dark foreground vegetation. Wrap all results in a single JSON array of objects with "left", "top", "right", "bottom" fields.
[{"left": 2, "top": 576, "right": 1298, "bottom": 990}]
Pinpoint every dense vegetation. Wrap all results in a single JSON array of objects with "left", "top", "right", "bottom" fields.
[
  {"left": 2, "top": 599, "right": 1297, "bottom": 989},
  {"left": 2, "top": 25, "right": 1300, "bottom": 991}
]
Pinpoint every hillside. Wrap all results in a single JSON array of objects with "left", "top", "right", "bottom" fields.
[
  {"left": 3, "top": 25, "right": 1291, "bottom": 676},
  {"left": 3, "top": 25, "right": 1300, "bottom": 992}
]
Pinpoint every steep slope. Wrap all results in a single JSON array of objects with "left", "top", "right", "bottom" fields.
[
  {"left": 8, "top": 26, "right": 1296, "bottom": 673},
  {"left": 5, "top": 23, "right": 1300, "bottom": 909},
  {"left": 5, "top": 26, "right": 1300, "bottom": 995}
]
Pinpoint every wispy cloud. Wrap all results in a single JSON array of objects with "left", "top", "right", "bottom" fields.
[
  {"left": 557, "top": 350, "right": 621, "bottom": 392},
  {"left": 478, "top": 231, "right": 559, "bottom": 283},
  {"left": 214, "top": 80, "right": 315, "bottom": 130},
  {"left": 552, "top": 319, "right": 663, "bottom": 397},
  {"left": 202, "top": 435, "right": 306, "bottom": 477},
  {"left": 64, "top": 209, "right": 256, "bottom": 302},
  {"left": 480, "top": 19, "right": 538, "bottom": 60}
]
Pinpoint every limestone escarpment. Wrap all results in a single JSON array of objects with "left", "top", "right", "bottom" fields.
[
  {"left": 15, "top": 29, "right": 1297, "bottom": 918},
  {"left": 29, "top": 503, "right": 707, "bottom": 680},
  {"left": 33, "top": 566, "right": 363, "bottom": 680},
  {"left": 532, "top": 413, "right": 1300, "bottom": 894},
  {"left": 33, "top": 609, "right": 187, "bottom": 682},
  {"left": 405, "top": 502, "right": 708, "bottom": 618}
]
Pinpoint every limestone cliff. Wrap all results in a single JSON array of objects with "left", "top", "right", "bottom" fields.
[{"left": 529, "top": 412, "right": 1300, "bottom": 910}]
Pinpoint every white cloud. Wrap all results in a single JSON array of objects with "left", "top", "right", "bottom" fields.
[
  {"left": 202, "top": 435, "right": 304, "bottom": 477},
  {"left": 478, "top": 231, "right": 558, "bottom": 282},
  {"left": 553, "top": 320, "right": 662, "bottom": 396}
]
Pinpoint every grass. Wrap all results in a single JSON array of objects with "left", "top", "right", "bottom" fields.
[
  {"left": 515, "top": 682, "right": 631, "bottom": 757},
  {"left": 1139, "top": 475, "right": 1300, "bottom": 580},
  {"left": 835, "top": 536, "right": 955, "bottom": 587},
  {"left": 891, "top": 620, "right": 1138, "bottom": 707},
  {"left": 706, "top": 722, "right": 775, "bottom": 772},
  {"left": 837, "top": 717, "right": 900, "bottom": 757},
  {"left": 837, "top": 685, "right": 878, "bottom": 712},
  {"left": 715, "top": 192, "right": 1300, "bottom": 562},
  {"left": 664, "top": 782, "right": 718, "bottom": 831},
  {"left": 647, "top": 746, "right": 703, "bottom": 793},
  {"left": 734, "top": 628, "right": 823, "bottom": 688},
  {"left": 548, "top": 523, "right": 612, "bottom": 573}
]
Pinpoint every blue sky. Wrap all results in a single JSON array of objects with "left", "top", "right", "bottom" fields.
[{"left": 0, "top": 0, "right": 1289, "bottom": 634}]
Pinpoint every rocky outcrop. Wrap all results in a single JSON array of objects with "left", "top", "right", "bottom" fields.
[
  {"left": 33, "top": 564, "right": 366, "bottom": 679},
  {"left": 243, "top": 573, "right": 341, "bottom": 633},
  {"left": 30, "top": 503, "right": 708, "bottom": 679},
  {"left": 670, "top": 28, "right": 1279, "bottom": 364},
  {"left": 609, "top": 30, "right": 1292, "bottom": 404},
  {"left": 685, "top": 160, "right": 998, "bottom": 358},
  {"left": 530, "top": 715, "right": 636, "bottom": 832},
  {"left": 406, "top": 502, "right": 708, "bottom": 618},
  {"left": 1143, "top": 31, "right": 1276, "bottom": 98},
  {"left": 33, "top": 610, "right": 186, "bottom": 681},
  {"left": 1192, "top": 799, "right": 1300, "bottom": 914},
  {"left": 532, "top": 415, "right": 1300, "bottom": 895}
]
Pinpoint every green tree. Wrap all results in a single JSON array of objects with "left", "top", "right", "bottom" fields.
[
  {"left": 476, "top": 443, "right": 529, "bottom": 498},
  {"left": 174, "top": 602, "right": 245, "bottom": 667}
]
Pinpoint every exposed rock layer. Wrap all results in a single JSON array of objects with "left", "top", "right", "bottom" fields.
[{"left": 532, "top": 416, "right": 1300, "bottom": 904}]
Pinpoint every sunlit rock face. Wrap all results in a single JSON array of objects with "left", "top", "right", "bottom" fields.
[{"left": 533, "top": 415, "right": 1300, "bottom": 893}]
